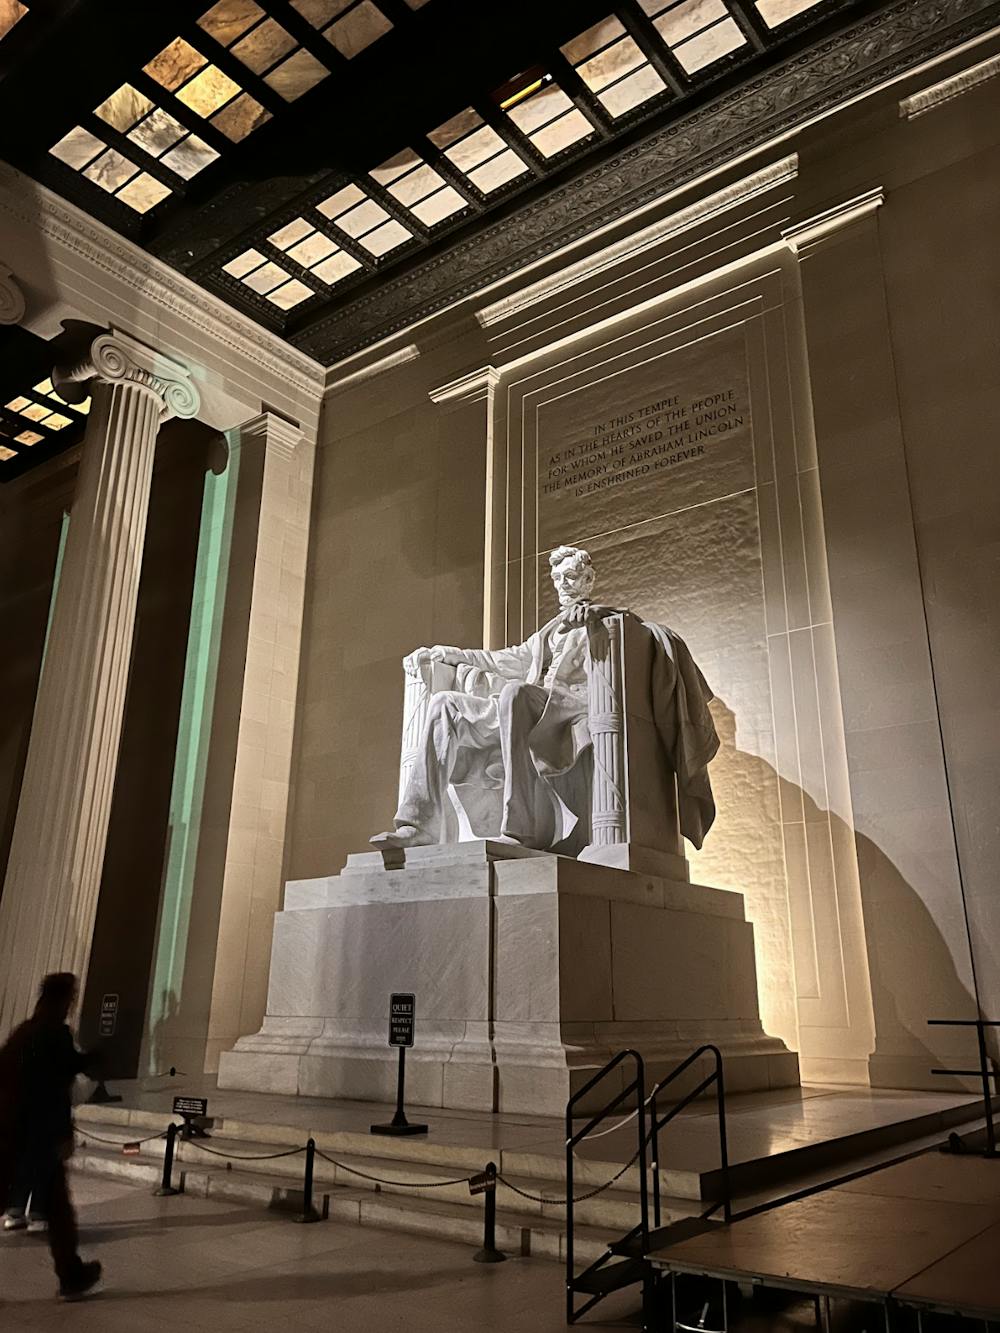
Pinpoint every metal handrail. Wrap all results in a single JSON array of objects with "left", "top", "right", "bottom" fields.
[
  {"left": 648, "top": 1044, "right": 731, "bottom": 1229},
  {"left": 928, "top": 1016, "right": 1000, "bottom": 1157},
  {"left": 566, "top": 1048, "right": 648, "bottom": 1325}
]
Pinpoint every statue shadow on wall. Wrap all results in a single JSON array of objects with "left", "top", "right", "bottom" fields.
[{"left": 711, "top": 697, "right": 997, "bottom": 1083}]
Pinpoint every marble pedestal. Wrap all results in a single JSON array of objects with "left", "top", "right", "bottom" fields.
[{"left": 218, "top": 842, "right": 798, "bottom": 1116}]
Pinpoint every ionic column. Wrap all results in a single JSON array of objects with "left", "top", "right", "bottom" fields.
[
  {"left": 0, "top": 330, "right": 199, "bottom": 1035},
  {"left": 0, "top": 262, "right": 25, "bottom": 325}
]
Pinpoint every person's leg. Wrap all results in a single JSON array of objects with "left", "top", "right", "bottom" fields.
[
  {"left": 44, "top": 1160, "right": 86, "bottom": 1286},
  {"left": 27, "top": 1188, "right": 48, "bottom": 1231},
  {"left": 3, "top": 1156, "right": 31, "bottom": 1228},
  {"left": 497, "top": 682, "right": 549, "bottom": 845},
  {"left": 379, "top": 691, "right": 495, "bottom": 844}
]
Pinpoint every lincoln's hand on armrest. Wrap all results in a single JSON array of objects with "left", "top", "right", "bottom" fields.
[{"left": 403, "top": 646, "right": 467, "bottom": 677}]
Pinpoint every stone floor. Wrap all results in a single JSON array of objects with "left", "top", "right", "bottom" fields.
[
  {"left": 86, "top": 1073, "right": 984, "bottom": 1176},
  {"left": 0, "top": 1171, "right": 877, "bottom": 1331}
]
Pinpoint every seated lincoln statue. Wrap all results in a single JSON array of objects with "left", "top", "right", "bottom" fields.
[{"left": 371, "top": 544, "right": 720, "bottom": 862}]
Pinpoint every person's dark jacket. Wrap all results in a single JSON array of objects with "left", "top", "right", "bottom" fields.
[{"left": 0, "top": 1017, "right": 93, "bottom": 1155}]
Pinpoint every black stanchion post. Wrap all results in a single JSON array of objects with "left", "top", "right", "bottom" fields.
[
  {"left": 473, "top": 1162, "right": 506, "bottom": 1264},
  {"left": 295, "top": 1138, "right": 321, "bottom": 1223},
  {"left": 153, "top": 1123, "right": 180, "bottom": 1197},
  {"left": 371, "top": 1045, "right": 428, "bottom": 1136}
]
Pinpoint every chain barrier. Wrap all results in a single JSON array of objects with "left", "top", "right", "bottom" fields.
[
  {"left": 74, "top": 1125, "right": 168, "bottom": 1148},
  {"left": 183, "top": 1140, "right": 306, "bottom": 1162},
  {"left": 314, "top": 1148, "right": 473, "bottom": 1189},
  {"left": 497, "top": 1150, "right": 641, "bottom": 1206},
  {"left": 75, "top": 1118, "right": 643, "bottom": 1205}
]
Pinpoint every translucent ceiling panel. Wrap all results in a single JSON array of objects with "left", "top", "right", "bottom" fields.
[
  {"left": 561, "top": 17, "right": 666, "bottom": 118},
  {"left": 428, "top": 108, "right": 530, "bottom": 194},
  {"left": 504, "top": 79, "right": 593, "bottom": 158},
  {"left": 369, "top": 147, "right": 467, "bottom": 227},
  {"left": 755, "top": 0, "right": 824, "bottom": 26},
  {"left": 640, "top": 0, "right": 747, "bottom": 74}
]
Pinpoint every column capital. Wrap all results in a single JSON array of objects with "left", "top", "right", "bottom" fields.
[
  {"left": 237, "top": 411, "right": 303, "bottom": 461},
  {"left": 0, "top": 262, "right": 25, "bottom": 325},
  {"left": 53, "top": 328, "right": 201, "bottom": 421}
]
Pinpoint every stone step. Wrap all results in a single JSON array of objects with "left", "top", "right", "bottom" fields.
[
  {"left": 71, "top": 1119, "right": 689, "bottom": 1233},
  {"left": 70, "top": 1138, "right": 614, "bottom": 1266},
  {"left": 73, "top": 1101, "right": 691, "bottom": 1197}
]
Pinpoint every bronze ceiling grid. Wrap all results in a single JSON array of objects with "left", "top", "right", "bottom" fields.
[{"left": 2, "top": 0, "right": 980, "bottom": 403}]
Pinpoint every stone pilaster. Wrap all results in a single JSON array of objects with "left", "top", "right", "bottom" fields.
[
  {"left": 0, "top": 330, "right": 199, "bottom": 1035},
  {"left": 203, "top": 411, "right": 310, "bottom": 1071}
]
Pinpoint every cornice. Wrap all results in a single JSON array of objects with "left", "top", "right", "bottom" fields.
[
  {"left": 475, "top": 155, "right": 798, "bottom": 333},
  {"left": 0, "top": 164, "right": 325, "bottom": 397},
  {"left": 0, "top": 261, "right": 24, "bottom": 325},
  {"left": 428, "top": 366, "right": 499, "bottom": 407},
  {"left": 293, "top": 0, "right": 1000, "bottom": 365},
  {"left": 899, "top": 49, "right": 1000, "bottom": 115},
  {"left": 782, "top": 187, "right": 885, "bottom": 255},
  {"left": 324, "top": 343, "right": 420, "bottom": 396}
]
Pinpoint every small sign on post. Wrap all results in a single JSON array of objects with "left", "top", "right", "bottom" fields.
[
  {"left": 99, "top": 993, "right": 119, "bottom": 1037},
  {"left": 173, "top": 1095, "right": 210, "bottom": 1140},
  {"left": 388, "top": 993, "right": 415, "bottom": 1048},
  {"left": 371, "top": 993, "right": 427, "bottom": 1137}
]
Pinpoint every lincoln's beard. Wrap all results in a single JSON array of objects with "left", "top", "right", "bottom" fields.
[{"left": 555, "top": 579, "right": 595, "bottom": 607}]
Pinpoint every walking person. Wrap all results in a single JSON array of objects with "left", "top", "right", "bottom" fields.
[
  {"left": 2, "top": 1160, "right": 48, "bottom": 1233},
  {"left": 0, "top": 972, "right": 102, "bottom": 1299}
]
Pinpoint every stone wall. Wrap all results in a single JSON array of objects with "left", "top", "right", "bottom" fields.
[{"left": 288, "top": 44, "right": 1000, "bottom": 1088}]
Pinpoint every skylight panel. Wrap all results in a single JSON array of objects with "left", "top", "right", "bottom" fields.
[
  {"left": 52, "top": 132, "right": 165, "bottom": 213},
  {"left": 94, "top": 83, "right": 220, "bottom": 187},
  {"left": 639, "top": 0, "right": 747, "bottom": 73},
  {"left": 562, "top": 18, "right": 666, "bottom": 118},
  {"left": 369, "top": 149, "right": 466, "bottom": 227},
  {"left": 145, "top": 34, "right": 272, "bottom": 140},
  {"left": 0, "top": 1, "right": 27, "bottom": 42},
  {"left": 198, "top": 1, "right": 328, "bottom": 101},
  {"left": 428, "top": 108, "right": 529, "bottom": 194},
  {"left": 755, "top": 0, "right": 825, "bottom": 26},
  {"left": 1, "top": 380, "right": 90, "bottom": 456},
  {"left": 501, "top": 77, "right": 593, "bottom": 158},
  {"left": 316, "top": 184, "right": 415, "bottom": 257},
  {"left": 267, "top": 216, "right": 363, "bottom": 287},
  {"left": 290, "top": 0, "right": 393, "bottom": 59},
  {"left": 0, "top": 445, "right": 16, "bottom": 462},
  {"left": 224, "top": 240, "right": 333, "bottom": 309}
]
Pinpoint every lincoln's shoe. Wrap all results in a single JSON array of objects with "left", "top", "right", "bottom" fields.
[{"left": 2, "top": 1215, "right": 27, "bottom": 1231}]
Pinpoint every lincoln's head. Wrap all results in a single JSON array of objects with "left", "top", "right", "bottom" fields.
[{"left": 549, "top": 544, "right": 596, "bottom": 608}]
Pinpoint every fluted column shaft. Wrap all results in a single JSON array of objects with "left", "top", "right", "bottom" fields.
[{"left": 0, "top": 330, "right": 199, "bottom": 1035}]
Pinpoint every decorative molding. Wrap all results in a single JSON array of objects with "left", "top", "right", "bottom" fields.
[
  {"left": 238, "top": 411, "right": 304, "bottom": 461},
  {"left": 54, "top": 328, "right": 200, "bottom": 421},
  {"left": 293, "top": 0, "right": 1000, "bottom": 364},
  {"left": 781, "top": 187, "right": 885, "bottom": 255},
  {"left": 0, "top": 165, "right": 325, "bottom": 396},
  {"left": 324, "top": 343, "right": 420, "bottom": 396},
  {"left": 428, "top": 366, "right": 499, "bottom": 407},
  {"left": 899, "top": 50, "right": 1000, "bottom": 116},
  {"left": 0, "top": 262, "right": 25, "bottom": 325},
  {"left": 475, "top": 156, "right": 798, "bottom": 332}
]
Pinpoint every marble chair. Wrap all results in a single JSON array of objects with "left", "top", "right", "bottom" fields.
[{"left": 396, "top": 610, "right": 690, "bottom": 882}]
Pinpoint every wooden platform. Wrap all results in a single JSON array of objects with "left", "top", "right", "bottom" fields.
[{"left": 648, "top": 1153, "right": 1000, "bottom": 1319}]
